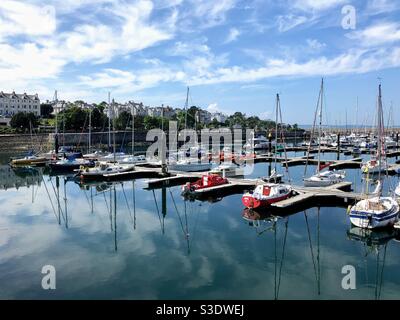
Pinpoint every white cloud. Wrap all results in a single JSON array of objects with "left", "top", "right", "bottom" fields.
[
  {"left": 0, "top": 0, "right": 174, "bottom": 90},
  {"left": 293, "top": 0, "right": 346, "bottom": 11},
  {"left": 277, "top": 14, "right": 308, "bottom": 32},
  {"left": 306, "top": 39, "right": 326, "bottom": 51},
  {"left": 187, "top": 47, "right": 400, "bottom": 85},
  {"left": 365, "top": 0, "right": 400, "bottom": 15},
  {"left": 0, "top": 0, "right": 56, "bottom": 38},
  {"left": 79, "top": 67, "right": 185, "bottom": 93},
  {"left": 206, "top": 103, "right": 219, "bottom": 112},
  {"left": 347, "top": 22, "right": 400, "bottom": 47},
  {"left": 188, "top": 0, "right": 237, "bottom": 28},
  {"left": 224, "top": 28, "right": 240, "bottom": 43}
]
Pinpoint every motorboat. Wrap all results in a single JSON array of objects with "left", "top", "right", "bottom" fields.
[
  {"left": 242, "top": 183, "right": 292, "bottom": 209},
  {"left": 209, "top": 163, "right": 244, "bottom": 177},
  {"left": 181, "top": 174, "right": 228, "bottom": 194},
  {"left": 79, "top": 162, "right": 135, "bottom": 181},
  {"left": 49, "top": 156, "right": 95, "bottom": 172},
  {"left": 244, "top": 135, "right": 271, "bottom": 150},
  {"left": 10, "top": 151, "right": 48, "bottom": 167},
  {"left": 120, "top": 154, "right": 147, "bottom": 164},
  {"left": 98, "top": 152, "right": 127, "bottom": 162},
  {"left": 361, "top": 158, "right": 388, "bottom": 174},
  {"left": 169, "top": 159, "right": 212, "bottom": 172},
  {"left": 303, "top": 169, "right": 345, "bottom": 187}
]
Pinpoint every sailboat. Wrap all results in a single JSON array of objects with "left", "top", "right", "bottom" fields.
[
  {"left": 79, "top": 97, "right": 135, "bottom": 181},
  {"left": 303, "top": 78, "right": 345, "bottom": 187},
  {"left": 168, "top": 87, "right": 212, "bottom": 172},
  {"left": 242, "top": 94, "right": 292, "bottom": 209},
  {"left": 349, "top": 84, "right": 399, "bottom": 229}
]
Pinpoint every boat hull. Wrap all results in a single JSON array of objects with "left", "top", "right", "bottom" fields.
[
  {"left": 349, "top": 197, "right": 399, "bottom": 229},
  {"left": 169, "top": 163, "right": 212, "bottom": 172},
  {"left": 241, "top": 192, "right": 290, "bottom": 209}
]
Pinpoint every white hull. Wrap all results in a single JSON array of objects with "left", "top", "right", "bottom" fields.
[
  {"left": 350, "top": 197, "right": 399, "bottom": 229},
  {"left": 303, "top": 178, "right": 342, "bottom": 187},
  {"left": 169, "top": 162, "right": 212, "bottom": 172},
  {"left": 304, "top": 171, "right": 345, "bottom": 187}
]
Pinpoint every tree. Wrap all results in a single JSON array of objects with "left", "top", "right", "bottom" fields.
[
  {"left": 10, "top": 112, "right": 39, "bottom": 131},
  {"left": 91, "top": 107, "right": 108, "bottom": 130},
  {"left": 40, "top": 103, "right": 54, "bottom": 118},
  {"left": 143, "top": 116, "right": 162, "bottom": 130},
  {"left": 114, "top": 111, "right": 132, "bottom": 130},
  {"left": 57, "top": 106, "right": 87, "bottom": 131}
]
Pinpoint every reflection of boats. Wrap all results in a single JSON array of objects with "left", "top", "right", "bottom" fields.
[
  {"left": 242, "top": 183, "right": 292, "bottom": 209},
  {"left": 182, "top": 174, "right": 228, "bottom": 194},
  {"left": 347, "top": 227, "right": 399, "bottom": 246},
  {"left": 347, "top": 226, "right": 396, "bottom": 299}
]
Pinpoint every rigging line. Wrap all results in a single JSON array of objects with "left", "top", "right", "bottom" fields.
[
  {"left": 317, "top": 208, "right": 321, "bottom": 295},
  {"left": 41, "top": 175, "right": 59, "bottom": 221},
  {"left": 132, "top": 181, "right": 136, "bottom": 230},
  {"left": 168, "top": 188, "right": 187, "bottom": 237},
  {"left": 49, "top": 177, "right": 65, "bottom": 223},
  {"left": 304, "top": 211, "right": 318, "bottom": 283},
  {"left": 188, "top": 202, "right": 201, "bottom": 253},
  {"left": 276, "top": 218, "right": 289, "bottom": 299},
  {"left": 378, "top": 243, "right": 388, "bottom": 300},
  {"left": 274, "top": 219, "right": 277, "bottom": 300},
  {"left": 121, "top": 183, "right": 135, "bottom": 229},
  {"left": 374, "top": 245, "right": 381, "bottom": 300},
  {"left": 278, "top": 96, "right": 291, "bottom": 183},
  {"left": 152, "top": 189, "right": 163, "bottom": 233},
  {"left": 304, "top": 82, "right": 322, "bottom": 178},
  {"left": 102, "top": 190, "right": 110, "bottom": 220}
]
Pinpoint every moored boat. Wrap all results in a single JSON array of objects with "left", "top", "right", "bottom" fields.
[
  {"left": 242, "top": 183, "right": 292, "bottom": 209},
  {"left": 181, "top": 174, "right": 229, "bottom": 194}
]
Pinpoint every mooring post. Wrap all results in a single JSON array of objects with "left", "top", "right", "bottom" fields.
[{"left": 337, "top": 133, "right": 340, "bottom": 161}]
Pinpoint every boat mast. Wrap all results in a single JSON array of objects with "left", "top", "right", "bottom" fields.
[
  {"left": 184, "top": 86, "right": 189, "bottom": 136},
  {"left": 317, "top": 78, "right": 324, "bottom": 174},
  {"left": 377, "top": 84, "right": 384, "bottom": 188},
  {"left": 108, "top": 92, "right": 111, "bottom": 153},
  {"left": 112, "top": 98, "right": 116, "bottom": 163},
  {"left": 131, "top": 104, "right": 134, "bottom": 156},
  {"left": 274, "top": 94, "right": 279, "bottom": 173},
  {"left": 88, "top": 106, "right": 92, "bottom": 154},
  {"left": 54, "top": 90, "right": 58, "bottom": 135}
]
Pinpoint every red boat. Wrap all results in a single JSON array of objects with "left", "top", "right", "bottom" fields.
[
  {"left": 242, "top": 183, "right": 292, "bottom": 209},
  {"left": 182, "top": 174, "right": 229, "bottom": 194}
]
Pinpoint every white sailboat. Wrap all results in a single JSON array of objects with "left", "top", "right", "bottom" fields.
[
  {"left": 168, "top": 87, "right": 212, "bottom": 172},
  {"left": 304, "top": 78, "right": 346, "bottom": 187},
  {"left": 79, "top": 97, "right": 135, "bottom": 180},
  {"left": 349, "top": 84, "right": 399, "bottom": 229}
]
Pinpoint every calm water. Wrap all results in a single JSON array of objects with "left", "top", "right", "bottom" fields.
[{"left": 1, "top": 151, "right": 400, "bottom": 299}]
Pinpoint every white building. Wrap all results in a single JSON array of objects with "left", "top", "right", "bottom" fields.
[
  {"left": 0, "top": 91, "right": 41, "bottom": 117},
  {"left": 211, "top": 112, "right": 227, "bottom": 123}
]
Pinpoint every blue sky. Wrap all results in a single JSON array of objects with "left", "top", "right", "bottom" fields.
[{"left": 0, "top": 0, "right": 399, "bottom": 124}]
